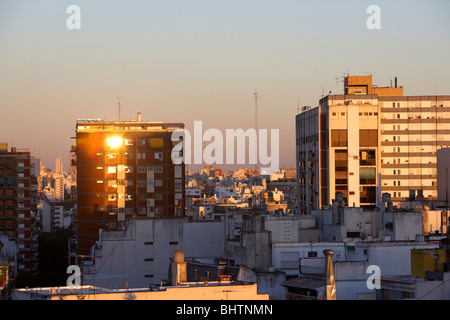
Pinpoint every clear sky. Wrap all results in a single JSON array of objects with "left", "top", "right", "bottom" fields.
[{"left": 0, "top": 0, "right": 449, "bottom": 171}]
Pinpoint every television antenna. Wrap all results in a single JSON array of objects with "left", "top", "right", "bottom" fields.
[{"left": 117, "top": 97, "right": 123, "bottom": 121}]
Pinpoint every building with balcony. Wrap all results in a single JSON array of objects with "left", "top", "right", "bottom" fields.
[
  {"left": 296, "top": 74, "right": 450, "bottom": 214},
  {"left": 74, "top": 114, "right": 185, "bottom": 254},
  {"left": 0, "top": 143, "right": 37, "bottom": 274}
]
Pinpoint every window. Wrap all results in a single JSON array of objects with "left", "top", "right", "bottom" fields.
[
  {"left": 138, "top": 153, "right": 146, "bottom": 160},
  {"left": 149, "top": 138, "right": 164, "bottom": 149},
  {"left": 360, "top": 150, "right": 376, "bottom": 166},
  {"left": 331, "top": 130, "right": 347, "bottom": 147},
  {"left": 138, "top": 207, "right": 147, "bottom": 214},
  {"left": 125, "top": 166, "right": 133, "bottom": 173},
  {"left": 360, "top": 168, "right": 376, "bottom": 184},
  {"left": 125, "top": 152, "right": 133, "bottom": 160},
  {"left": 138, "top": 166, "right": 146, "bottom": 173},
  {"left": 108, "top": 180, "right": 117, "bottom": 188},
  {"left": 138, "top": 180, "right": 146, "bottom": 188},
  {"left": 107, "top": 166, "right": 117, "bottom": 174},
  {"left": 359, "top": 130, "right": 378, "bottom": 147},
  {"left": 144, "top": 242, "right": 153, "bottom": 245}
]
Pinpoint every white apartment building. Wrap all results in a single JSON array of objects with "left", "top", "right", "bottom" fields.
[
  {"left": 296, "top": 74, "right": 450, "bottom": 214},
  {"left": 81, "top": 217, "right": 224, "bottom": 289}
]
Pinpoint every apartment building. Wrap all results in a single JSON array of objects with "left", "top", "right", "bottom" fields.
[
  {"left": 296, "top": 75, "right": 450, "bottom": 214},
  {"left": 74, "top": 115, "right": 185, "bottom": 254},
  {"left": 0, "top": 143, "right": 37, "bottom": 273}
]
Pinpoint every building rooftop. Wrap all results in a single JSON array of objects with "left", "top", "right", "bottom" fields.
[{"left": 76, "top": 118, "right": 184, "bottom": 132}]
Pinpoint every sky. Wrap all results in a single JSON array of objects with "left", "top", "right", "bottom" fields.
[{"left": 0, "top": 0, "right": 449, "bottom": 172}]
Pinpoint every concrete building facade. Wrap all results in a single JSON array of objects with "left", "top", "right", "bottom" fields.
[
  {"left": 81, "top": 217, "right": 224, "bottom": 289},
  {"left": 0, "top": 143, "right": 37, "bottom": 273},
  {"left": 296, "top": 75, "right": 450, "bottom": 213}
]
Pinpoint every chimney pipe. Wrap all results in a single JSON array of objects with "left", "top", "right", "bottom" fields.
[
  {"left": 323, "top": 249, "right": 336, "bottom": 300},
  {"left": 172, "top": 250, "right": 187, "bottom": 286},
  {"left": 395, "top": 77, "right": 398, "bottom": 88}
]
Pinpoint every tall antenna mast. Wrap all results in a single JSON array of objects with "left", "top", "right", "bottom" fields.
[
  {"left": 253, "top": 89, "right": 259, "bottom": 172},
  {"left": 117, "top": 97, "right": 123, "bottom": 121},
  {"left": 33, "top": 141, "right": 37, "bottom": 158},
  {"left": 254, "top": 89, "right": 258, "bottom": 132}
]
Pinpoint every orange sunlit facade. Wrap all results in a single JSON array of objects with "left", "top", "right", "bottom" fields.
[{"left": 74, "top": 119, "right": 185, "bottom": 254}]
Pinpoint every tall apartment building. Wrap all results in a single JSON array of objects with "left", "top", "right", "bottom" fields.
[
  {"left": 296, "top": 75, "right": 450, "bottom": 214},
  {"left": 55, "top": 155, "right": 63, "bottom": 175},
  {"left": 0, "top": 143, "right": 38, "bottom": 273},
  {"left": 74, "top": 115, "right": 185, "bottom": 254},
  {"left": 52, "top": 175, "right": 64, "bottom": 202}
]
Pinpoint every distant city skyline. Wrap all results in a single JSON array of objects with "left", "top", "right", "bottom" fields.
[{"left": 1, "top": 0, "right": 449, "bottom": 171}]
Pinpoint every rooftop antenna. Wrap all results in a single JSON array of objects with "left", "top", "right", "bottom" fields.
[
  {"left": 253, "top": 89, "right": 259, "bottom": 171},
  {"left": 117, "top": 97, "right": 123, "bottom": 121},
  {"left": 33, "top": 141, "right": 37, "bottom": 158}
]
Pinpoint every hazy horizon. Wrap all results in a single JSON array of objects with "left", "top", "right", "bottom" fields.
[{"left": 1, "top": 0, "right": 449, "bottom": 171}]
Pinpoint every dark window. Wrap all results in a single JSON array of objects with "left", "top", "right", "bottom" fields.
[
  {"left": 359, "top": 130, "right": 378, "bottom": 147},
  {"left": 331, "top": 130, "right": 347, "bottom": 147},
  {"left": 360, "top": 150, "right": 376, "bottom": 166},
  {"left": 360, "top": 186, "right": 376, "bottom": 203}
]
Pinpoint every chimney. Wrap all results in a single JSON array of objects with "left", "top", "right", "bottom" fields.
[
  {"left": 395, "top": 77, "right": 398, "bottom": 88},
  {"left": 172, "top": 249, "right": 187, "bottom": 286},
  {"left": 323, "top": 249, "right": 336, "bottom": 300},
  {"left": 137, "top": 112, "right": 142, "bottom": 122}
]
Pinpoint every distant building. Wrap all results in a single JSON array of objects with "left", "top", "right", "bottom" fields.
[
  {"left": 74, "top": 115, "right": 185, "bottom": 254},
  {"left": 55, "top": 155, "right": 63, "bottom": 176},
  {"left": 53, "top": 175, "right": 64, "bottom": 202}
]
